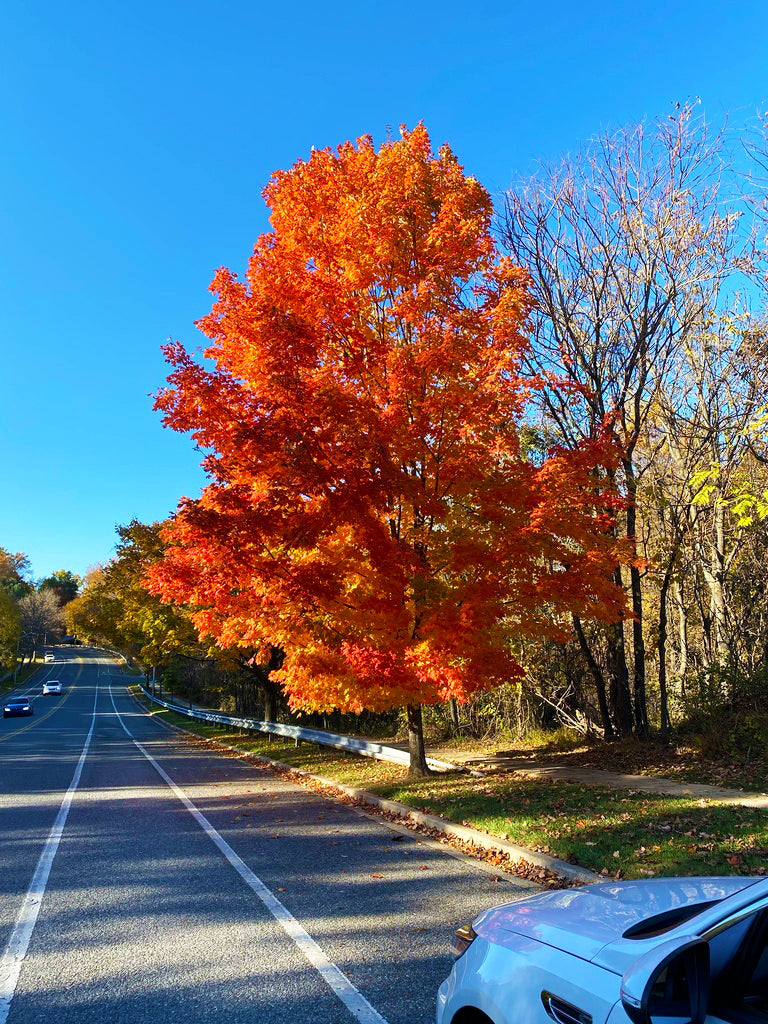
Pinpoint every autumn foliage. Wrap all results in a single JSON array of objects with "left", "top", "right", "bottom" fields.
[{"left": 147, "top": 125, "right": 627, "bottom": 732}]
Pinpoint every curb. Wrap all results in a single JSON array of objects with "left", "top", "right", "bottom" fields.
[{"left": 127, "top": 685, "right": 600, "bottom": 886}]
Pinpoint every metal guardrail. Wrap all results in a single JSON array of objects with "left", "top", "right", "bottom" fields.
[{"left": 137, "top": 683, "right": 458, "bottom": 772}]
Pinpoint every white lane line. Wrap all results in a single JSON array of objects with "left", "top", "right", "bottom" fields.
[
  {"left": 0, "top": 684, "right": 99, "bottom": 1024},
  {"left": 108, "top": 684, "right": 389, "bottom": 1024}
]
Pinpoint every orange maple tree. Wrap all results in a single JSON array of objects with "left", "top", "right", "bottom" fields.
[{"left": 147, "top": 125, "right": 628, "bottom": 774}]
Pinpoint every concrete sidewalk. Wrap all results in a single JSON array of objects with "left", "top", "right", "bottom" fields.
[{"left": 427, "top": 747, "right": 768, "bottom": 809}]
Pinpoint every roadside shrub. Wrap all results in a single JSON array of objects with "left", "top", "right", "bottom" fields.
[{"left": 677, "top": 662, "right": 768, "bottom": 761}]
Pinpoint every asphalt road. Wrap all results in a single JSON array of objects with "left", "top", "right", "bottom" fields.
[{"left": 0, "top": 649, "right": 538, "bottom": 1023}]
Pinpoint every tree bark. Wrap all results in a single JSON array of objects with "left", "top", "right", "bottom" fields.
[
  {"left": 237, "top": 646, "right": 284, "bottom": 722},
  {"left": 262, "top": 681, "right": 278, "bottom": 724},
  {"left": 672, "top": 579, "right": 688, "bottom": 694},
  {"left": 607, "top": 566, "right": 633, "bottom": 736},
  {"left": 710, "top": 502, "right": 729, "bottom": 664},
  {"left": 623, "top": 457, "right": 649, "bottom": 736},
  {"left": 406, "top": 703, "right": 431, "bottom": 777},
  {"left": 262, "top": 647, "right": 284, "bottom": 723},
  {"left": 572, "top": 615, "right": 614, "bottom": 739},
  {"left": 449, "top": 698, "right": 460, "bottom": 733},
  {"left": 658, "top": 571, "right": 672, "bottom": 739}
]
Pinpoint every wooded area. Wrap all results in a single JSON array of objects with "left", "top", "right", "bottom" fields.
[{"left": 29, "top": 105, "right": 768, "bottom": 775}]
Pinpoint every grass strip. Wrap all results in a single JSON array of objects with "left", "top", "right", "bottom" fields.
[
  {"left": 1, "top": 658, "right": 46, "bottom": 696},
  {"left": 130, "top": 689, "right": 768, "bottom": 881}
]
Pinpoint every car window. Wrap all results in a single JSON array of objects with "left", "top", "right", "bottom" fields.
[
  {"left": 709, "top": 910, "right": 768, "bottom": 1022},
  {"left": 709, "top": 916, "right": 754, "bottom": 978},
  {"left": 741, "top": 930, "right": 768, "bottom": 1020}
]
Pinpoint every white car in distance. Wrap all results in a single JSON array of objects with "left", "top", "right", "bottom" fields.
[{"left": 44, "top": 653, "right": 55, "bottom": 663}]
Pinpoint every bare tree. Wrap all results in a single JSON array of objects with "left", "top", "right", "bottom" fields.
[
  {"left": 17, "top": 589, "right": 64, "bottom": 646},
  {"left": 653, "top": 315, "right": 768, "bottom": 672},
  {"left": 501, "top": 102, "right": 744, "bottom": 737}
]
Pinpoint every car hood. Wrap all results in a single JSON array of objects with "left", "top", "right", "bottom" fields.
[{"left": 475, "top": 877, "right": 758, "bottom": 971}]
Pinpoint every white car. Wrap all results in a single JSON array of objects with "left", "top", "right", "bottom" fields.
[
  {"left": 44, "top": 653, "right": 55, "bottom": 663},
  {"left": 42, "top": 680, "right": 62, "bottom": 695},
  {"left": 437, "top": 875, "right": 768, "bottom": 1024}
]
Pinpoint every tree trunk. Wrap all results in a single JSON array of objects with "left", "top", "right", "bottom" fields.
[
  {"left": 607, "top": 566, "right": 633, "bottom": 736},
  {"left": 710, "top": 502, "right": 729, "bottom": 664},
  {"left": 624, "top": 460, "right": 649, "bottom": 736},
  {"left": 449, "top": 699, "right": 460, "bottom": 733},
  {"left": 672, "top": 579, "right": 688, "bottom": 693},
  {"left": 261, "top": 646, "right": 284, "bottom": 722},
  {"left": 406, "top": 703, "right": 431, "bottom": 777},
  {"left": 607, "top": 633, "right": 633, "bottom": 735},
  {"left": 658, "top": 571, "right": 672, "bottom": 739},
  {"left": 238, "top": 646, "right": 284, "bottom": 722},
  {"left": 572, "top": 615, "right": 614, "bottom": 739},
  {"left": 261, "top": 679, "right": 279, "bottom": 724},
  {"left": 629, "top": 561, "right": 648, "bottom": 735}
]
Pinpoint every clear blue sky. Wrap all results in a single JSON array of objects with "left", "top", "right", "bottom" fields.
[{"left": 1, "top": 0, "right": 766, "bottom": 582}]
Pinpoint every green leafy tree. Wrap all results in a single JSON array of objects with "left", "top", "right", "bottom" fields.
[
  {"left": 106, "top": 520, "right": 200, "bottom": 665},
  {"left": 65, "top": 522, "right": 199, "bottom": 666},
  {"left": 39, "top": 570, "right": 82, "bottom": 606},
  {"left": 65, "top": 568, "right": 123, "bottom": 649},
  {"left": 0, "top": 589, "right": 21, "bottom": 672},
  {"left": 0, "top": 548, "right": 32, "bottom": 600},
  {"left": 66, "top": 522, "right": 279, "bottom": 717}
]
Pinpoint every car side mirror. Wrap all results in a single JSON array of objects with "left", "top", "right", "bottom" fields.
[{"left": 620, "top": 937, "right": 709, "bottom": 1024}]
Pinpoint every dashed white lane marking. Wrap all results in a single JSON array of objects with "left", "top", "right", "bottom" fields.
[
  {"left": 0, "top": 684, "right": 99, "bottom": 1024},
  {"left": 108, "top": 683, "right": 389, "bottom": 1024}
]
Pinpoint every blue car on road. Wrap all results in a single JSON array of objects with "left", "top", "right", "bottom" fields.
[{"left": 3, "top": 696, "right": 34, "bottom": 718}]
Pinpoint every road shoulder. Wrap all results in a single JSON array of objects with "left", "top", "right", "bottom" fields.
[{"left": 127, "top": 687, "right": 599, "bottom": 887}]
